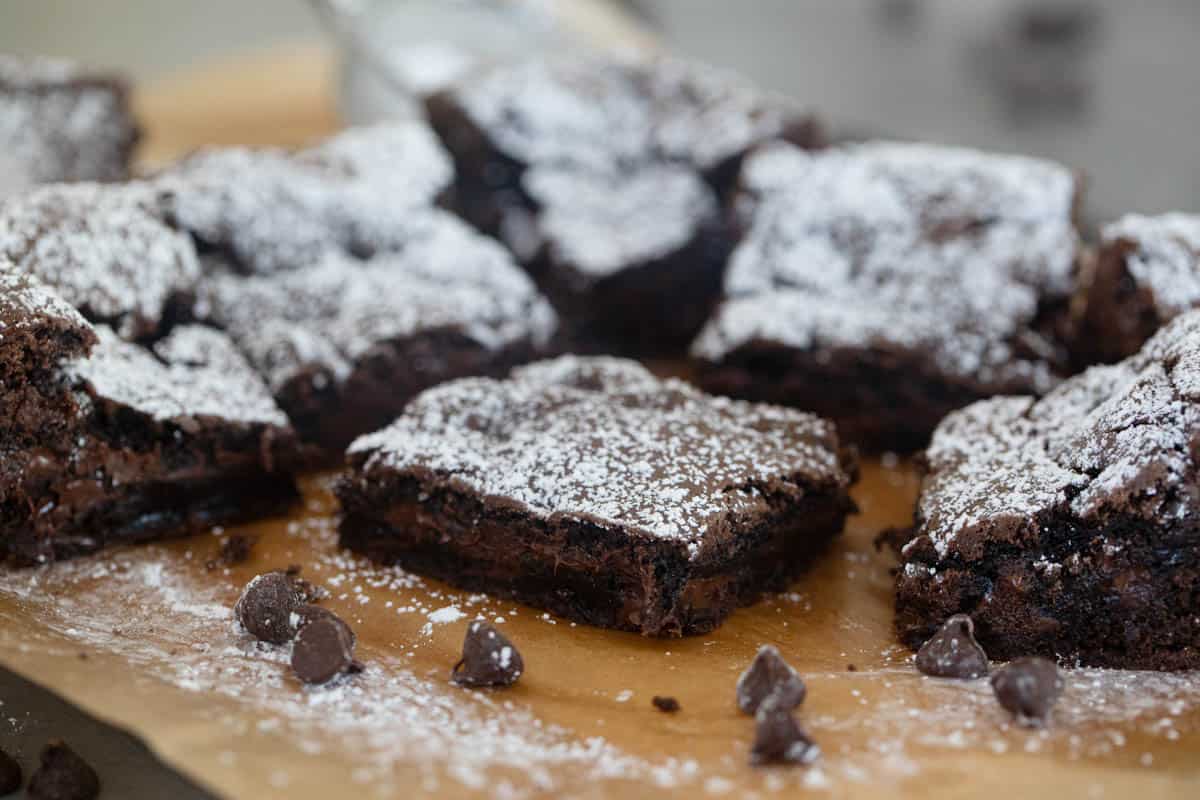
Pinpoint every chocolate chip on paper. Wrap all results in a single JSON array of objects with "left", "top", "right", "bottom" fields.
[
  {"left": 234, "top": 569, "right": 323, "bottom": 645},
  {"left": 991, "top": 656, "right": 1063, "bottom": 727},
  {"left": 736, "top": 644, "right": 807, "bottom": 714},
  {"left": 749, "top": 694, "right": 821, "bottom": 767},
  {"left": 915, "top": 614, "right": 989, "bottom": 679},
  {"left": 27, "top": 740, "right": 99, "bottom": 800},
  {"left": 451, "top": 621, "right": 524, "bottom": 688},
  {"left": 292, "top": 610, "right": 358, "bottom": 685}
]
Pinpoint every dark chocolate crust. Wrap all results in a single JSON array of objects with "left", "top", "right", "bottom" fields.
[
  {"left": 893, "top": 311, "right": 1200, "bottom": 669},
  {"left": 692, "top": 140, "right": 1081, "bottom": 453},
  {"left": 337, "top": 356, "right": 855, "bottom": 636},
  {"left": 1072, "top": 213, "right": 1200, "bottom": 367},
  {"left": 0, "top": 55, "right": 139, "bottom": 193}
]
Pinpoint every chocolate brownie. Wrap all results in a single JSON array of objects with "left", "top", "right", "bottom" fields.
[
  {"left": 1073, "top": 212, "right": 1200, "bottom": 365},
  {"left": 0, "top": 55, "right": 139, "bottom": 195},
  {"left": 157, "top": 121, "right": 453, "bottom": 275},
  {"left": 0, "top": 182, "right": 200, "bottom": 340},
  {"left": 337, "top": 356, "right": 855, "bottom": 636},
  {"left": 692, "top": 141, "right": 1082, "bottom": 452},
  {"left": 203, "top": 209, "right": 558, "bottom": 452},
  {"left": 426, "top": 55, "right": 819, "bottom": 354},
  {"left": 0, "top": 320, "right": 299, "bottom": 565},
  {"left": 893, "top": 310, "right": 1200, "bottom": 670}
]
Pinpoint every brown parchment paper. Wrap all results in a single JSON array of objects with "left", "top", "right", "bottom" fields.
[
  {"left": 1, "top": 461, "right": 1198, "bottom": 800},
  {"left": 1, "top": 41, "right": 1198, "bottom": 800}
]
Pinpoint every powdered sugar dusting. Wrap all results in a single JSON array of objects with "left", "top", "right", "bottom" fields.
[
  {"left": 67, "top": 325, "right": 289, "bottom": 427},
  {"left": 523, "top": 163, "right": 716, "bottom": 278},
  {"left": 0, "top": 182, "right": 199, "bottom": 339},
  {"left": 1102, "top": 212, "right": 1200, "bottom": 318},
  {"left": 0, "top": 265, "right": 91, "bottom": 340},
  {"left": 349, "top": 355, "right": 848, "bottom": 551},
  {"left": 158, "top": 122, "right": 453, "bottom": 275},
  {"left": 693, "top": 141, "right": 1078, "bottom": 393},
  {"left": 205, "top": 209, "right": 557, "bottom": 393},
  {"left": 915, "top": 310, "right": 1200, "bottom": 557},
  {"left": 0, "top": 55, "right": 136, "bottom": 195}
]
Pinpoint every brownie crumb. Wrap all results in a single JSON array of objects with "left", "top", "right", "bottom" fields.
[
  {"left": 291, "top": 610, "right": 358, "bottom": 685},
  {"left": 234, "top": 570, "right": 322, "bottom": 645},
  {"left": 206, "top": 534, "right": 258, "bottom": 570},
  {"left": 651, "top": 696, "right": 681, "bottom": 713},
  {"left": 0, "top": 747, "right": 21, "bottom": 796},
  {"left": 27, "top": 740, "right": 98, "bottom": 800},
  {"left": 451, "top": 621, "right": 523, "bottom": 688},
  {"left": 736, "top": 645, "right": 806, "bottom": 714},
  {"left": 750, "top": 696, "right": 820, "bottom": 767},
  {"left": 915, "top": 614, "right": 989, "bottom": 679},
  {"left": 846, "top": 663, "right": 857, "bottom": 672},
  {"left": 991, "top": 657, "right": 1063, "bottom": 727}
]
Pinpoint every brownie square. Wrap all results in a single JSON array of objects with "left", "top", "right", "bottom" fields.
[
  {"left": 157, "top": 121, "right": 454, "bottom": 275},
  {"left": 204, "top": 209, "right": 559, "bottom": 452},
  {"left": 1073, "top": 212, "right": 1200, "bottom": 366},
  {"left": 893, "top": 311, "right": 1200, "bottom": 670},
  {"left": 0, "top": 55, "right": 139, "bottom": 195},
  {"left": 337, "top": 356, "right": 856, "bottom": 636},
  {"left": 0, "top": 182, "right": 201, "bottom": 340},
  {"left": 692, "top": 141, "right": 1082, "bottom": 452},
  {"left": 426, "top": 54, "right": 820, "bottom": 355},
  {"left": 0, "top": 321, "right": 299, "bottom": 566}
]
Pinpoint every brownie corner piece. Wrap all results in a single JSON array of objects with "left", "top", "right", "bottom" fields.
[
  {"left": 337, "top": 355, "right": 855, "bottom": 636},
  {"left": 895, "top": 310, "right": 1200, "bottom": 670},
  {"left": 692, "top": 140, "right": 1081, "bottom": 452},
  {"left": 1073, "top": 212, "right": 1200, "bottom": 366},
  {"left": 0, "top": 54, "right": 139, "bottom": 194},
  {"left": 1, "top": 322, "right": 299, "bottom": 565}
]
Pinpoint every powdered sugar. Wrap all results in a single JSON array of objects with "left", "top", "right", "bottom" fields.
[
  {"left": 67, "top": 325, "right": 290, "bottom": 427},
  {"left": 158, "top": 121, "right": 453, "bottom": 275},
  {"left": 1101, "top": 212, "right": 1200, "bottom": 318},
  {"left": 205, "top": 209, "right": 557, "bottom": 394},
  {"left": 0, "top": 182, "right": 199, "bottom": 339},
  {"left": 0, "top": 55, "right": 136, "bottom": 195},
  {"left": 523, "top": 163, "right": 716, "bottom": 278},
  {"left": 0, "top": 266, "right": 91, "bottom": 340},
  {"left": 915, "top": 310, "right": 1200, "bottom": 557},
  {"left": 349, "top": 355, "right": 848, "bottom": 552},
  {"left": 693, "top": 141, "right": 1078, "bottom": 394}
]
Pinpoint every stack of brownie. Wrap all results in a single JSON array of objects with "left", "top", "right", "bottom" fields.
[{"left": 0, "top": 55, "right": 138, "bottom": 196}]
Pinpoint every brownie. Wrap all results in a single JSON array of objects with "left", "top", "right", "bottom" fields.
[
  {"left": 0, "top": 320, "right": 299, "bottom": 565},
  {"left": 203, "top": 209, "right": 559, "bottom": 452},
  {"left": 892, "top": 310, "right": 1200, "bottom": 670},
  {"left": 692, "top": 141, "right": 1082, "bottom": 452},
  {"left": 337, "top": 356, "right": 856, "bottom": 636},
  {"left": 157, "top": 121, "right": 454, "bottom": 275},
  {"left": 426, "top": 54, "right": 819, "bottom": 355},
  {"left": 1073, "top": 212, "right": 1200, "bottom": 365},
  {"left": 0, "top": 182, "right": 201, "bottom": 340},
  {"left": 0, "top": 55, "right": 139, "bottom": 195}
]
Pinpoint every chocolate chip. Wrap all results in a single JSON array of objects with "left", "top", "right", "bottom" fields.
[
  {"left": 915, "top": 614, "right": 989, "bottom": 679},
  {"left": 991, "top": 656, "right": 1063, "bottom": 727},
  {"left": 651, "top": 696, "right": 681, "bottom": 713},
  {"left": 291, "top": 610, "right": 357, "bottom": 685},
  {"left": 0, "top": 747, "right": 21, "bottom": 796},
  {"left": 27, "top": 741, "right": 99, "bottom": 800},
  {"left": 451, "top": 621, "right": 523, "bottom": 688},
  {"left": 234, "top": 570, "right": 321, "bottom": 644},
  {"left": 206, "top": 533, "right": 258, "bottom": 570},
  {"left": 749, "top": 695, "right": 821, "bottom": 767},
  {"left": 736, "top": 645, "right": 806, "bottom": 714},
  {"left": 293, "top": 604, "right": 356, "bottom": 646}
]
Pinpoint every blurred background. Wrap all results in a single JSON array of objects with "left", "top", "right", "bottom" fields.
[{"left": 1, "top": 0, "right": 1197, "bottom": 220}]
